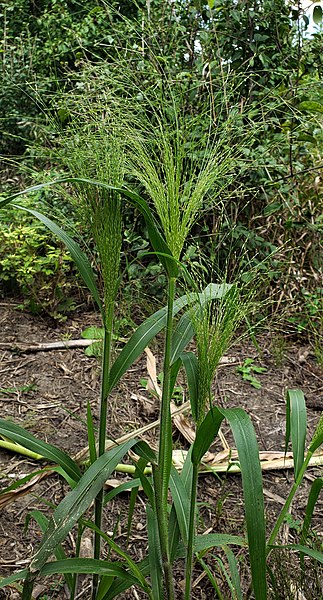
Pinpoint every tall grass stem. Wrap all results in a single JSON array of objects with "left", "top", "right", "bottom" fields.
[
  {"left": 184, "top": 462, "right": 199, "bottom": 600},
  {"left": 155, "top": 275, "right": 177, "bottom": 600},
  {"left": 93, "top": 303, "right": 114, "bottom": 598}
]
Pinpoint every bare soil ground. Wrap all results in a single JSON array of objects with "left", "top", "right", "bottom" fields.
[{"left": 0, "top": 301, "right": 322, "bottom": 599}]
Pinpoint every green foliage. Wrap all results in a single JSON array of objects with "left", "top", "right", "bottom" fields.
[
  {"left": 236, "top": 358, "right": 267, "bottom": 389},
  {"left": 0, "top": 206, "right": 76, "bottom": 318}
]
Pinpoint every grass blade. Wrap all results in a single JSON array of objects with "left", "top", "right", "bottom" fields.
[
  {"left": 31, "top": 440, "right": 136, "bottom": 573},
  {"left": 2, "top": 179, "right": 177, "bottom": 277},
  {"left": 192, "top": 407, "right": 224, "bottom": 465},
  {"left": 269, "top": 544, "right": 323, "bottom": 563},
  {"left": 223, "top": 544, "right": 243, "bottom": 600},
  {"left": 40, "top": 558, "right": 138, "bottom": 582},
  {"left": 220, "top": 407, "right": 267, "bottom": 600},
  {"left": 180, "top": 351, "right": 199, "bottom": 423},
  {"left": 82, "top": 520, "right": 151, "bottom": 595},
  {"left": 0, "top": 419, "right": 81, "bottom": 482},
  {"left": 309, "top": 412, "right": 323, "bottom": 453},
  {"left": 87, "top": 401, "right": 97, "bottom": 464},
  {"left": 147, "top": 505, "right": 163, "bottom": 600},
  {"left": 0, "top": 570, "right": 28, "bottom": 589},
  {"left": 169, "top": 466, "right": 190, "bottom": 547},
  {"left": 300, "top": 477, "right": 323, "bottom": 571},
  {"left": 29, "top": 510, "right": 73, "bottom": 592},
  {"left": 285, "top": 390, "right": 307, "bottom": 479},
  {"left": 108, "top": 293, "right": 190, "bottom": 394},
  {"left": 170, "top": 283, "right": 232, "bottom": 366}
]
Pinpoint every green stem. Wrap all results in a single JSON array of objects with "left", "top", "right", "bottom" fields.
[
  {"left": 22, "top": 572, "right": 37, "bottom": 600},
  {"left": 267, "top": 450, "right": 313, "bottom": 550},
  {"left": 154, "top": 276, "right": 177, "bottom": 600},
  {"left": 92, "top": 303, "right": 114, "bottom": 599},
  {"left": 70, "top": 521, "right": 84, "bottom": 600},
  {"left": 184, "top": 463, "right": 199, "bottom": 600}
]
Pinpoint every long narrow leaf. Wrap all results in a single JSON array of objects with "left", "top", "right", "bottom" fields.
[
  {"left": 180, "top": 352, "right": 199, "bottom": 423},
  {"left": 108, "top": 293, "right": 189, "bottom": 394},
  {"left": 0, "top": 570, "right": 28, "bottom": 589},
  {"left": 101, "top": 557, "right": 150, "bottom": 600},
  {"left": 309, "top": 412, "right": 323, "bottom": 453},
  {"left": 300, "top": 477, "right": 322, "bottom": 570},
  {"left": 29, "top": 510, "right": 73, "bottom": 592},
  {"left": 40, "top": 558, "right": 138, "bottom": 582},
  {"left": 0, "top": 419, "right": 81, "bottom": 482},
  {"left": 169, "top": 466, "right": 190, "bottom": 547},
  {"left": 82, "top": 520, "right": 151, "bottom": 595},
  {"left": 220, "top": 407, "right": 267, "bottom": 600},
  {"left": 223, "top": 544, "right": 243, "bottom": 600},
  {"left": 147, "top": 505, "right": 163, "bottom": 600},
  {"left": 2, "top": 178, "right": 177, "bottom": 277},
  {"left": 285, "top": 390, "right": 307, "bottom": 479},
  {"left": 174, "top": 533, "right": 245, "bottom": 557},
  {"left": 192, "top": 407, "right": 224, "bottom": 465},
  {"left": 269, "top": 544, "right": 323, "bottom": 563},
  {"left": 30, "top": 440, "right": 136, "bottom": 573}
]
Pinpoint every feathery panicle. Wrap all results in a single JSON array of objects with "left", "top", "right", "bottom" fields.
[
  {"left": 125, "top": 107, "right": 237, "bottom": 261},
  {"left": 55, "top": 113, "right": 125, "bottom": 315},
  {"left": 194, "top": 283, "right": 256, "bottom": 426}
]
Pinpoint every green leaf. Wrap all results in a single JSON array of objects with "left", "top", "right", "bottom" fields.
[
  {"left": 40, "top": 558, "right": 138, "bottom": 582},
  {"left": 313, "top": 5, "right": 323, "bottom": 24},
  {"left": 147, "top": 506, "right": 163, "bottom": 600},
  {"left": 300, "top": 478, "right": 322, "bottom": 549},
  {"left": 103, "top": 478, "right": 141, "bottom": 505},
  {"left": 169, "top": 466, "right": 190, "bottom": 546},
  {"left": 108, "top": 293, "right": 190, "bottom": 394},
  {"left": 170, "top": 283, "right": 231, "bottom": 365},
  {"left": 263, "top": 202, "right": 281, "bottom": 216},
  {"left": 13, "top": 204, "right": 103, "bottom": 313},
  {"left": 170, "top": 311, "right": 195, "bottom": 365},
  {"left": 100, "top": 558, "right": 150, "bottom": 599},
  {"left": 192, "top": 407, "right": 224, "bottom": 465},
  {"left": 285, "top": 390, "right": 307, "bottom": 479},
  {"left": 86, "top": 401, "right": 97, "bottom": 464},
  {"left": 223, "top": 544, "right": 243, "bottom": 600},
  {"left": 82, "top": 327, "right": 104, "bottom": 339},
  {"left": 82, "top": 520, "right": 151, "bottom": 594},
  {"left": 0, "top": 419, "right": 81, "bottom": 482},
  {"left": 29, "top": 510, "right": 73, "bottom": 592},
  {"left": 220, "top": 408, "right": 267, "bottom": 600},
  {"left": 298, "top": 101, "right": 323, "bottom": 114},
  {"left": 180, "top": 351, "right": 199, "bottom": 422},
  {"left": 0, "top": 570, "right": 28, "bottom": 589},
  {"left": 132, "top": 440, "right": 157, "bottom": 464},
  {"left": 30, "top": 440, "right": 136, "bottom": 573},
  {"left": 192, "top": 533, "right": 245, "bottom": 553}
]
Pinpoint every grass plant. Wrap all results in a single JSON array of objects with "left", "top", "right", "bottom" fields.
[{"left": 0, "top": 46, "right": 322, "bottom": 600}]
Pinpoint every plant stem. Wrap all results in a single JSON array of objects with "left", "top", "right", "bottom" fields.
[
  {"left": 92, "top": 303, "right": 114, "bottom": 599},
  {"left": 155, "top": 276, "right": 177, "bottom": 600},
  {"left": 184, "top": 463, "right": 199, "bottom": 600},
  {"left": 22, "top": 572, "right": 37, "bottom": 600},
  {"left": 267, "top": 450, "right": 313, "bottom": 549}
]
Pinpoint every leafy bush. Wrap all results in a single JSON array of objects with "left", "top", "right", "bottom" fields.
[{"left": 0, "top": 203, "right": 77, "bottom": 319}]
